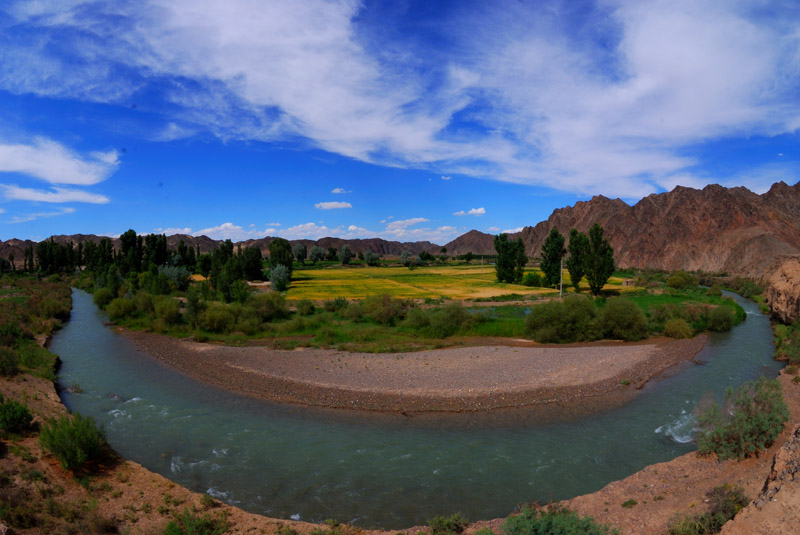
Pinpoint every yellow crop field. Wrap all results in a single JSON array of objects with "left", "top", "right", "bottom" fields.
[{"left": 286, "top": 264, "right": 638, "bottom": 301}]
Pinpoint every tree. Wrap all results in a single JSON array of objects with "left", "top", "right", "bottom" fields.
[
  {"left": 240, "top": 246, "right": 263, "bottom": 280},
  {"left": 326, "top": 247, "right": 338, "bottom": 261},
  {"left": 585, "top": 223, "right": 615, "bottom": 296},
  {"left": 339, "top": 244, "right": 353, "bottom": 265},
  {"left": 494, "top": 234, "right": 527, "bottom": 283},
  {"left": 363, "top": 250, "right": 379, "bottom": 266},
  {"left": 269, "top": 238, "right": 294, "bottom": 277},
  {"left": 293, "top": 243, "right": 307, "bottom": 264},
  {"left": 540, "top": 227, "right": 566, "bottom": 288},
  {"left": 565, "top": 229, "right": 589, "bottom": 292},
  {"left": 7, "top": 253, "right": 13, "bottom": 272},
  {"left": 309, "top": 246, "right": 325, "bottom": 265},
  {"left": 400, "top": 250, "right": 414, "bottom": 268},
  {"left": 270, "top": 264, "right": 289, "bottom": 291}
]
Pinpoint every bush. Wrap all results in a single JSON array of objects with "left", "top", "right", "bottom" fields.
[
  {"left": 106, "top": 297, "right": 136, "bottom": 320},
  {"left": 668, "top": 484, "right": 748, "bottom": 535},
  {"left": 599, "top": 298, "right": 647, "bottom": 341},
  {"left": 270, "top": 264, "right": 290, "bottom": 292},
  {"left": 324, "top": 297, "right": 349, "bottom": 312},
  {"left": 522, "top": 272, "right": 544, "bottom": 287},
  {"left": 164, "top": 507, "right": 229, "bottom": 535},
  {"left": 404, "top": 307, "right": 431, "bottom": 330},
  {"left": 667, "top": 271, "right": 698, "bottom": 289},
  {"left": 0, "top": 395, "right": 33, "bottom": 435},
  {"left": 39, "top": 414, "right": 107, "bottom": 471},
  {"left": 429, "top": 513, "right": 468, "bottom": 535},
  {"left": 362, "top": 294, "right": 404, "bottom": 325},
  {"left": 230, "top": 280, "right": 251, "bottom": 304},
  {"left": 198, "top": 303, "right": 236, "bottom": 334},
  {"left": 249, "top": 292, "right": 290, "bottom": 322},
  {"left": 340, "top": 302, "right": 364, "bottom": 321},
  {"left": 502, "top": 505, "right": 618, "bottom": 535},
  {"left": 525, "top": 295, "right": 598, "bottom": 344},
  {"left": 697, "top": 377, "right": 789, "bottom": 460},
  {"left": 0, "top": 347, "right": 19, "bottom": 377},
  {"left": 663, "top": 318, "right": 693, "bottom": 339},
  {"left": 93, "top": 287, "right": 114, "bottom": 309},
  {"left": 155, "top": 297, "right": 182, "bottom": 326},
  {"left": 708, "top": 306, "right": 733, "bottom": 332},
  {"left": 159, "top": 265, "right": 191, "bottom": 292},
  {"left": 295, "top": 299, "right": 316, "bottom": 316},
  {"left": 364, "top": 250, "right": 380, "bottom": 266},
  {"left": 134, "top": 291, "right": 155, "bottom": 315},
  {"left": 428, "top": 303, "right": 474, "bottom": 337}
]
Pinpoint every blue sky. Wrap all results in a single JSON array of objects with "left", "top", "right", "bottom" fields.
[{"left": 1, "top": 0, "right": 799, "bottom": 244}]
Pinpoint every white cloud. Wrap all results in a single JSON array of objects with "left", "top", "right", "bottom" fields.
[
  {"left": 315, "top": 201, "right": 352, "bottom": 209},
  {"left": 487, "top": 226, "right": 500, "bottom": 232},
  {"left": 385, "top": 217, "right": 428, "bottom": 231},
  {"left": 9, "top": 207, "right": 75, "bottom": 224},
  {"left": 331, "top": 187, "right": 350, "bottom": 194},
  {"left": 282, "top": 222, "right": 343, "bottom": 240},
  {"left": 2, "top": 184, "right": 109, "bottom": 204},
  {"left": 501, "top": 227, "right": 524, "bottom": 234},
  {"left": 453, "top": 207, "right": 486, "bottom": 216},
  {"left": 191, "top": 222, "right": 277, "bottom": 240},
  {"left": 441, "top": 175, "right": 452, "bottom": 180},
  {"left": 155, "top": 227, "right": 193, "bottom": 235},
  {"left": 0, "top": 208, "right": 5, "bottom": 214},
  {"left": 152, "top": 122, "right": 197, "bottom": 142},
  {"left": 0, "top": 137, "right": 119, "bottom": 185},
  {"left": 4, "top": 1, "right": 798, "bottom": 198},
  {"left": 266, "top": 222, "right": 281, "bottom": 226}
]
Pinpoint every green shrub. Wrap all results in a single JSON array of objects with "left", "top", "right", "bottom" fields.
[
  {"left": 39, "top": 414, "right": 107, "bottom": 471},
  {"left": 668, "top": 484, "right": 748, "bottom": 535},
  {"left": 296, "top": 299, "right": 316, "bottom": 316},
  {"left": 708, "top": 307, "right": 733, "bottom": 332},
  {"left": 134, "top": 291, "right": 155, "bottom": 315},
  {"left": 599, "top": 298, "right": 647, "bottom": 341},
  {"left": 522, "top": 272, "right": 543, "bottom": 287},
  {"left": 230, "top": 280, "right": 251, "bottom": 304},
  {"left": 0, "top": 347, "right": 19, "bottom": 377},
  {"left": 155, "top": 297, "right": 182, "bottom": 326},
  {"left": 164, "top": 507, "right": 229, "bottom": 535},
  {"left": 697, "top": 378, "right": 789, "bottom": 460},
  {"left": 429, "top": 513, "right": 468, "bottom": 535},
  {"left": 106, "top": 297, "right": 136, "bottom": 320},
  {"left": 404, "top": 307, "right": 431, "bottom": 330},
  {"left": 705, "top": 284, "right": 722, "bottom": 297},
  {"left": 340, "top": 302, "right": 364, "bottom": 321},
  {"left": 0, "top": 395, "right": 33, "bottom": 435},
  {"left": 663, "top": 318, "right": 693, "bottom": 339},
  {"left": 502, "top": 505, "right": 618, "bottom": 535},
  {"left": 362, "top": 294, "right": 404, "bottom": 325},
  {"left": 248, "top": 292, "right": 290, "bottom": 322},
  {"left": 93, "top": 287, "right": 114, "bottom": 309},
  {"left": 526, "top": 295, "right": 598, "bottom": 344},
  {"left": 429, "top": 303, "right": 474, "bottom": 338},
  {"left": 197, "top": 303, "right": 236, "bottom": 334},
  {"left": 234, "top": 307, "right": 262, "bottom": 335},
  {"left": 667, "top": 271, "right": 698, "bottom": 289}
]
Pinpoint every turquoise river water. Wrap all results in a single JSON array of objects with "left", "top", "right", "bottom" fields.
[{"left": 51, "top": 289, "right": 781, "bottom": 529}]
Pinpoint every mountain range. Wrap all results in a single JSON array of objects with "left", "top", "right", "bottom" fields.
[{"left": 3, "top": 181, "right": 800, "bottom": 279}]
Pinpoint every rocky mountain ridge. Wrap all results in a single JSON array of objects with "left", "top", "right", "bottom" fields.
[{"left": 3, "top": 181, "right": 799, "bottom": 279}]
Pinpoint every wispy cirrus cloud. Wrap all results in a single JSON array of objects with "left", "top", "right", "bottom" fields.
[
  {"left": 315, "top": 201, "right": 352, "bottom": 209},
  {"left": 0, "top": 138, "right": 118, "bottom": 185},
  {"left": 331, "top": 187, "right": 350, "bottom": 194},
  {"left": 2, "top": 185, "right": 109, "bottom": 204},
  {"left": 9, "top": 207, "right": 75, "bottom": 224},
  {"left": 3, "top": 0, "right": 799, "bottom": 199}
]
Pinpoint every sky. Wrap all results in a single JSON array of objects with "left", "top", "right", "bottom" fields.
[{"left": 1, "top": 0, "right": 799, "bottom": 245}]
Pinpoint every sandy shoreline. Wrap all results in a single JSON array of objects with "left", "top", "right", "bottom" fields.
[{"left": 120, "top": 330, "right": 707, "bottom": 413}]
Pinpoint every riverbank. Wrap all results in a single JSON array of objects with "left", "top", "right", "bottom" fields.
[{"left": 120, "top": 330, "right": 707, "bottom": 412}]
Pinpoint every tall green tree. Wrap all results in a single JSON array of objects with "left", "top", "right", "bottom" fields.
[
  {"left": 540, "top": 227, "right": 566, "bottom": 288},
  {"left": 292, "top": 243, "right": 307, "bottom": 264},
  {"left": 585, "top": 223, "right": 615, "bottom": 296},
  {"left": 494, "top": 234, "right": 527, "bottom": 283},
  {"left": 269, "top": 238, "right": 294, "bottom": 277},
  {"left": 309, "top": 245, "right": 325, "bottom": 265},
  {"left": 339, "top": 244, "right": 353, "bottom": 265},
  {"left": 565, "top": 229, "right": 589, "bottom": 292}
]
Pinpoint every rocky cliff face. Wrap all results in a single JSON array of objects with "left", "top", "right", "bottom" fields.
[
  {"left": 445, "top": 181, "right": 800, "bottom": 278},
  {"left": 765, "top": 256, "right": 800, "bottom": 324}
]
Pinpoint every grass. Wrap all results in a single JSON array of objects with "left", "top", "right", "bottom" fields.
[{"left": 287, "top": 264, "right": 642, "bottom": 301}]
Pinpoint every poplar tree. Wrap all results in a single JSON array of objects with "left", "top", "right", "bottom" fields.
[
  {"left": 565, "top": 229, "right": 589, "bottom": 292},
  {"left": 540, "top": 227, "right": 566, "bottom": 288},
  {"left": 585, "top": 223, "right": 615, "bottom": 296}
]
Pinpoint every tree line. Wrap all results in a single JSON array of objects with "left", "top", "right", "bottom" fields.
[{"left": 494, "top": 223, "right": 615, "bottom": 295}]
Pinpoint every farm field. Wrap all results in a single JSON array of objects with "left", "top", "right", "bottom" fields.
[{"left": 285, "top": 263, "right": 638, "bottom": 301}]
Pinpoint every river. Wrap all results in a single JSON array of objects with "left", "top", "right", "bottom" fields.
[{"left": 51, "top": 289, "right": 781, "bottom": 529}]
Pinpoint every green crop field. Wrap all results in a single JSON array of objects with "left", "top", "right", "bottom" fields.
[{"left": 285, "top": 264, "right": 639, "bottom": 301}]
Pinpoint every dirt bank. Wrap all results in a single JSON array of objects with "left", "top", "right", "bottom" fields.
[{"left": 120, "top": 331, "right": 707, "bottom": 412}]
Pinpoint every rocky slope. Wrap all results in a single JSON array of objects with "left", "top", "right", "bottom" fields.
[
  {"left": 765, "top": 256, "right": 800, "bottom": 324},
  {"left": 444, "top": 181, "right": 800, "bottom": 278}
]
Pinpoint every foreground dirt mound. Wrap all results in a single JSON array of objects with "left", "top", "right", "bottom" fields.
[{"left": 765, "top": 256, "right": 800, "bottom": 324}]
